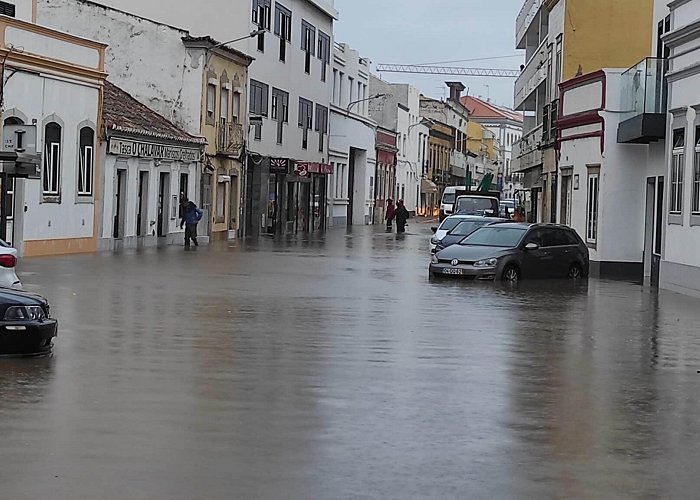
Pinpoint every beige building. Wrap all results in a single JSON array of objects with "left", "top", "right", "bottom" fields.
[{"left": 184, "top": 37, "right": 252, "bottom": 240}]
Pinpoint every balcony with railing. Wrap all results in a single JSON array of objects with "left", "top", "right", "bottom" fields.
[
  {"left": 514, "top": 38, "right": 548, "bottom": 111},
  {"left": 516, "top": 0, "right": 544, "bottom": 49},
  {"left": 512, "top": 124, "right": 543, "bottom": 173},
  {"left": 216, "top": 121, "right": 244, "bottom": 157},
  {"left": 617, "top": 58, "right": 668, "bottom": 144}
]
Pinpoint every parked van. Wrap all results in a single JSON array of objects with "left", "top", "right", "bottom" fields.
[{"left": 440, "top": 186, "right": 469, "bottom": 221}]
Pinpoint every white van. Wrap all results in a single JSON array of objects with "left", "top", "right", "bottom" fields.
[{"left": 440, "top": 186, "right": 469, "bottom": 221}]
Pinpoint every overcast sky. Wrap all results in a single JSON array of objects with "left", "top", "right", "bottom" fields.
[{"left": 333, "top": 0, "right": 524, "bottom": 108}]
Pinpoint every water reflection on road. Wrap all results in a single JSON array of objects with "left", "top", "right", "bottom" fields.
[{"left": 3, "top": 224, "right": 700, "bottom": 499}]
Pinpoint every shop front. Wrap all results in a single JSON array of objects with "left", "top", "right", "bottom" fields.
[{"left": 247, "top": 157, "right": 332, "bottom": 236}]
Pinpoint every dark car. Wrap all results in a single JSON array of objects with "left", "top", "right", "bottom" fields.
[
  {"left": 0, "top": 288, "right": 57, "bottom": 356},
  {"left": 430, "top": 223, "right": 589, "bottom": 282},
  {"left": 435, "top": 217, "right": 507, "bottom": 252}
]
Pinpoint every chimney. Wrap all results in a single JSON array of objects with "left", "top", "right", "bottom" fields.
[{"left": 446, "top": 81, "right": 466, "bottom": 102}]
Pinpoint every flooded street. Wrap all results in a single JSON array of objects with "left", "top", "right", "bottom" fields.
[{"left": 3, "top": 223, "right": 700, "bottom": 499}]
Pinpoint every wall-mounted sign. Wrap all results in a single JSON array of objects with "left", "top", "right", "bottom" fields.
[
  {"left": 270, "top": 157, "right": 291, "bottom": 175},
  {"left": 295, "top": 162, "right": 333, "bottom": 175},
  {"left": 109, "top": 138, "right": 200, "bottom": 163}
]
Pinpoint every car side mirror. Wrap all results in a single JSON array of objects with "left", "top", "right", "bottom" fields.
[
  {"left": 430, "top": 227, "right": 438, "bottom": 233},
  {"left": 525, "top": 242, "right": 539, "bottom": 251}
]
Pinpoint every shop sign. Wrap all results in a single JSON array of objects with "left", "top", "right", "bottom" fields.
[
  {"left": 270, "top": 157, "right": 291, "bottom": 175},
  {"left": 295, "top": 162, "right": 333, "bottom": 175},
  {"left": 109, "top": 138, "right": 200, "bottom": 162}
]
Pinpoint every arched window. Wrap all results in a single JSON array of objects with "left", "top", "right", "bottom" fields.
[
  {"left": 78, "top": 127, "right": 94, "bottom": 196},
  {"left": 43, "top": 122, "right": 62, "bottom": 197}
]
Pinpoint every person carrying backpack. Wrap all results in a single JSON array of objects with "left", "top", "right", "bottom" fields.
[{"left": 180, "top": 200, "right": 203, "bottom": 247}]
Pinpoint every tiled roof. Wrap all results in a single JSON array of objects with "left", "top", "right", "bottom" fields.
[
  {"left": 461, "top": 95, "right": 523, "bottom": 123},
  {"left": 102, "top": 81, "right": 206, "bottom": 145}
]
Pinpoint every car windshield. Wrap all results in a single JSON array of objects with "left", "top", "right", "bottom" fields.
[
  {"left": 450, "top": 220, "right": 489, "bottom": 236},
  {"left": 460, "top": 226, "right": 527, "bottom": 247},
  {"left": 438, "top": 217, "right": 466, "bottom": 231},
  {"left": 442, "top": 193, "right": 456, "bottom": 204},
  {"left": 455, "top": 197, "right": 498, "bottom": 215}
]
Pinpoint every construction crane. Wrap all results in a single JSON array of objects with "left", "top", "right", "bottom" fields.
[{"left": 375, "top": 64, "right": 520, "bottom": 78}]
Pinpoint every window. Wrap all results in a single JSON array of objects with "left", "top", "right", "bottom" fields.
[
  {"left": 253, "top": 0, "right": 271, "bottom": 52},
  {"left": 43, "top": 122, "right": 62, "bottom": 197},
  {"left": 299, "top": 97, "right": 313, "bottom": 149},
  {"left": 315, "top": 104, "right": 328, "bottom": 152},
  {"left": 554, "top": 35, "right": 563, "bottom": 98},
  {"left": 338, "top": 71, "right": 344, "bottom": 106},
  {"left": 275, "top": 2, "right": 292, "bottom": 62},
  {"left": 0, "top": 2, "right": 15, "bottom": 17},
  {"left": 220, "top": 87, "right": 229, "bottom": 120},
  {"left": 695, "top": 126, "right": 700, "bottom": 214},
  {"left": 318, "top": 31, "right": 330, "bottom": 82},
  {"left": 586, "top": 169, "right": 600, "bottom": 243},
  {"left": 671, "top": 128, "right": 685, "bottom": 214},
  {"left": 232, "top": 91, "right": 241, "bottom": 124},
  {"left": 332, "top": 69, "right": 338, "bottom": 104},
  {"left": 348, "top": 76, "right": 354, "bottom": 103},
  {"left": 206, "top": 83, "right": 216, "bottom": 121},
  {"left": 250, "top": 80, "right": 269, "bottom": 140},
  {"left": 301, "top": 20, "right": 316, "bottom": 74},
  {"left": 78, "top": 127, "right": 94, "bottom": 197},
  {"left": 252, "top": 0, "right": 271, "bottom": 28},
  {"left": 272, "top": 87, "right": 289, "bottom": 145}
]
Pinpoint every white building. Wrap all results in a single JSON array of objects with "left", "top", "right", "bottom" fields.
[
  {"left": 0, "top": 10, "right": 106, "bottom": 257},
  {"left": 369, "top": 76, "right": 429, "bottom": 216},
  {"left": 659, "top": 0, "right": 700, "bottom": 297},
  {"left": 328, "top": 42, "right": 376, "bottom": 226},
  {"left": 92, "top": 0, "right": 339, "bottom": 237}
]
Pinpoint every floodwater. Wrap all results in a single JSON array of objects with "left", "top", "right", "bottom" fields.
[{"left": 3, "top": 223, "right": 700, "bottom": 499}]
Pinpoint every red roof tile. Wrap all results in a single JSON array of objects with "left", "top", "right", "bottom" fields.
[
  {"left": 461, "top": 95, "right": 523, "bottom": 123},
  {"left": 102, "top": 81, "right": 206, "bottom": 145}
]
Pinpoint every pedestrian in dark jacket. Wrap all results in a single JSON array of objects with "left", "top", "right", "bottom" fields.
[
  {"left": 395, "top": 199, "right": 410, "bottom": 233},
  {"left": 385, "top": 198, "right": 396, "bottom": 232},
  {"left": 180, "top": 201, "right": 203, "bottom": 247}
]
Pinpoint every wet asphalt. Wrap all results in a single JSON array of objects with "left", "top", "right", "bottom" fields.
[{"left": 3, "top": 222, "right": 700, "bottom": 499}]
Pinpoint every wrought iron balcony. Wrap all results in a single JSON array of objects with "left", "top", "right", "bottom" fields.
[{"left": 216, "top": 121, "right": 244, "bottom": 157}]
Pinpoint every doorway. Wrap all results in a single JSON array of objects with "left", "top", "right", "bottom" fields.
[
  {"left": 644, "top": 176, "right": 664, "bottom": 286},
  {"left": 137, "top": 171, "right": 148, "bottom": 237},
  {"left": 158, "top": 172, "right": 170, "bottom": 238},
  {"left": 348, "top": 149, "right": 356, "bottom": 226},
  {"left": 113, "top": 169, "right": 127, "bottom": 239},
  {"left": 560, "top": 173, "right": 572, "bottom": 226}
]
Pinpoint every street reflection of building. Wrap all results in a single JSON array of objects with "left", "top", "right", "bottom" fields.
[{"left": 0, "top": 13, "right": 106, "bottom": 257}]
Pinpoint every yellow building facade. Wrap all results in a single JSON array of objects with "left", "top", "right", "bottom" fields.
[{"left": 184, "top": 38, "right": 252, "bottom": 241}]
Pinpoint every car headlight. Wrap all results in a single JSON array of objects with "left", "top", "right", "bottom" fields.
[
  {"left": 431, "top": 254, "right": 439, "bottom": 264},
  {"left": 4, "top": 305, "right": 46, "bottom": 321},
  {"left": 474, "top": 258, "right": 498, "bottom": 268}
]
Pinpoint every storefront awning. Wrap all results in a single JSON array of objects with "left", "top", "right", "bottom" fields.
[{"left": 421, "top": 179, "right": 439, "bottom": 194}]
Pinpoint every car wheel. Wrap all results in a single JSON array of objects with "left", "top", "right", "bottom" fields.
[
  {"left": 502, "top": 265, "right": 520, "bottom": 282},
  {"left": 568, "top": 263, "right": 583, "bottom": 279}
]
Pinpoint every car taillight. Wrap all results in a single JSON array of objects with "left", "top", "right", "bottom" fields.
[{"left": 0, "top": 254, "right": 17, "bottom": 268}]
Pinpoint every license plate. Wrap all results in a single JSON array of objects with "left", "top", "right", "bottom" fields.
[{"left": 443, "top": 268, "right": 464, "bottom": 275}]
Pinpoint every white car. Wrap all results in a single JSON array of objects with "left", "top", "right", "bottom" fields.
[
  {"left": 430, "top": 215, "right": 483, "bottom": 253},
  {"left": 0, "top": 240, "right": 21, "bottom": 288}
]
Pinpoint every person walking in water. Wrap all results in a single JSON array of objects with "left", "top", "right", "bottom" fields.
[
  {"left": 180, "top": 200, "right": 203, "bottom": 247},
  {"left": 385, "top": 198, "right": 396, "bottom": 232},
  {"left": 395, "top": 199, "right": 410, "bottom": 234}
]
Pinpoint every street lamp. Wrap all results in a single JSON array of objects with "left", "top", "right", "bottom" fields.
[
  {"left": 204, "top": 29, "right": 265, "bottom": 65},
  {"left": 347, "top": 93, "right": 388, "bottom": 112},
  {"left": 408, "top": 117, "right": 435, "bottom": 135}
]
